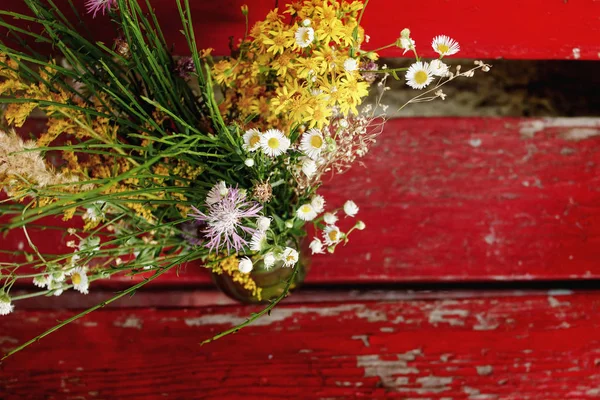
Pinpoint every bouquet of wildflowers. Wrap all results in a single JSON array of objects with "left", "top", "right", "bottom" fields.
[{"left": 0, "top": 0, "right": 489, "bottom": 357}]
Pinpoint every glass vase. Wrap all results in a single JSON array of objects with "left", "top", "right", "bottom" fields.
[{"left": 211, "top": 242, "right": 309, "bottom": 304}]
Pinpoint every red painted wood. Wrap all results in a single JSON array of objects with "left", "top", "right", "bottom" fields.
[
  {"left": 3, "top": 117, "right": 600, "bottom": 286},
  {"left": 2, "top": 0, "right": 600, "bottom": 60},
  {"left": 1, "top": 291, "right": 599, "bottom": 399}
]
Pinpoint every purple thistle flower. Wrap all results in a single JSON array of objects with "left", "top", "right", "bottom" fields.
[
  {"left": 189, "top": 185, "right": 262, "bottom": 254},
  {"left": 85, "top": 0, "right": 116, "bottom": 18},
  {"left": 175, "top": 57, "right": 196, "bottom": 79}
]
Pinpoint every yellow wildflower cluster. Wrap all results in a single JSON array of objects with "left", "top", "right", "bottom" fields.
[
  {"left": 210, "top": 255, "right": 262, "bottom": 300},
  {"left": 212, "top": 0, "right": 376, "bottom": 133}
]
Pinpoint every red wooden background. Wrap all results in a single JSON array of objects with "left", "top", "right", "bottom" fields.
[
  {"left": 2, "top": 0, "right": 600, "bottom": 60},
  {"left": 1, "top": 1, "right": 600, "bottom": 399}
]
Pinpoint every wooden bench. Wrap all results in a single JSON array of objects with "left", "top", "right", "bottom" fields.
[{"left": 2, "top": 1, "right": 600, "bottom": 398}]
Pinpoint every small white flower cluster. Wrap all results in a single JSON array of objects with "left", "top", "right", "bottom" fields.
[
  {"left": 243, "top": 128, "right": 291, "bottom": 157},
  {"left": 399, "top": 30, "right": 461, "bottom": 90},
  {"left": 237, "top": 215, "right": 299, "bottom": 274},
  {"left": 305, "top": 199, "right": 365, "bottom": 255},
  {"left": 31, "top": 262, "right": 90, "bottom": 296}
]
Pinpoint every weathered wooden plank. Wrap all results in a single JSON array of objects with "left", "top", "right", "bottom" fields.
[
  {"left": 1, "top": 291, "right": 600, "bottom": 399},
  {"left": 2, "top": 0, "right": 599, "bottom": 60},
  {"left": 3, "top": 117, "right": 600, "bottom": 286}
]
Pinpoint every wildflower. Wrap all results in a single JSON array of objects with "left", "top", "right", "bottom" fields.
[
  {"left": 281, "top": 247, "right": 299, "bottom": 267},
  {"left": 261, "top": 129, "right": 290, "bottom": 157},
  {"left": 323, "top": 225, "right": 343, "bottom": 246},
  {"left": 343, "top": 58, "right": 358, "bottom": 72},
  {"left": 206, "top": 181, "right": 229, "bottom": 205},
  {"left": 323, "top": 212, "right": 338, "bottom": 225},
  {"left": 33, "top": 275, "right": 49, "bottom": 288},
  {"left": 249, "top": 231, "right": 267, "bottom": 252},
  {"left": 356, "top": 221, "right": 366, "bottom": 230},
  {"left": 243, "top": 128, "right": 262, "bottom": 152},
  {"left": 244, "top": 158, "right": 255, "bottom": 167},
  {"left": 189, "top": 185, "right": 262, "bottom": 253},
  {"left": 296, "top": 203, "right": 318, "bottom": 221},
  {"left": 301, "top": 157, "right": 317, "bottom": 178},
  {"left": 430, "top": 59, "right": 449, "bottom": 77},
  {"left": 85, "top": 0, "right": 116, "bottom": 18},
  {"left": 311, "top": 195, "right": 325, "bottom": 213},
  {"left": 432, "top": 35, "right": 460, "bottom": 56},
  {"left": 343, "top": 200, "right": 359, "bottom": 217},
  {"left": 302, "top": 19, "right": 311, "bottom": 27},
  {"left": 263, "top": 252, "right": 276, "bottom": 269},
  {"left": 83, "top": 201, "right": 105, "bottom": 223},
  {"left": 405, "top": 62, "right": 434, "bottom": 90},
  {"left": 175, "top": 56, "right": 196, "bottom": 79},
  {"left": 257, "top": 216, "right": 271, "bottom": 231},
  {"left": 253, "top": 181, "right": 273, "bottom": 203},
  {"left": 300, "top": 128, "right": 325, "bottom": 159},
  {"left": 48, "top": 280, "right": 64, "bottom": 296},
  {"left": 295, "top": 26, "right": 315, "bottom": 48},
  {"left": 0, "top": 291, "right": 14, "bottom": 316},
  {"left": 238, "top": 257, "right": 253, "bottom": 274},
  {"left": 69, "top": 267, "right": 90, "bottom": 295},
  {"left": 309, "top": 238, "right": 325, "bottom": 254},
  {"left": 397, "top": 28, "right": 415, "bottom": 55}
]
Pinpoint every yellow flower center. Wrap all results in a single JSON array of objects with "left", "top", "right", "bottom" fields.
[
  {"left": 301, "top": 205, "right": 312, "bottom": 213},
  {"left": 286, "top": 255, "right": 295, "bottom": 262},
  {"left": 72, "top": 273, "right": 81, "bottom": 285},
  {"left": 302, "top": 31, "right": 312, "bottom": 43},
  {"left": 249, "top": 135, "right": 261, "bottom": 147},
  {"left": 328, "top": 230, "right": 338, "bottom": 241},
  {"left": 310, "top": 135, "right": 323, "bottom": 149},
  {"left": 414, "top": 70, "right": 429, "bottom": 85},
  {"left": 268, "top": 137, "right": 280, "bottom": 149},
  {"left": 437, "top": 44, "right": 450, "bottom": 54}
]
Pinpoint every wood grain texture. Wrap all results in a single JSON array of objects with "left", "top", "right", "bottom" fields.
[
  {"left": 1, "top": 0, "right": 600, "bottom": 60},
  {"left": 3, "top": 117, "right": 600, "bottom": 287},
  {"left": 2, "top": 291, "right": 600, "bottom": 399}
]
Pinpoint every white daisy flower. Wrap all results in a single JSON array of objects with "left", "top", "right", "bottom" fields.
[
  {"left": 431, "top": 35, "right": 460, "bottom": 56},
  {"left": 260, "top": 129, "right": 290, "bottom": 157},
  {"left": 70, "top": 267, "right": 90, "bottom": 295},
  {"left": 296, "top": 203, "right": 318, "bottom": 221},
  {"left": 295, "top": 26, "right": 315, "bottom": 48},
  {"left": 323, "top": 225, "right": 343, "bottom": 246},
  {"left": 430, "top": 59, "right": 449, "bottom": 77},
  {"left": 257, "top": 216, "right": 271, "bottom": 232},
  {"left": 238, "top": 257, "right": 253, "bottom": 274},
  {"left": 0, "top": 292, "right": 14, "bottom": 316},
  {"left": 206, "top": 181, "right": 229, "bottom": 205},
  {"left": 300, "top": 128, "right": 325, "bottom": 159},
  {"left": 249, "top": 231, "right": 267, "bottom": 252},
  {"left": 343, "top": 200, "right": 359, "bottom": 217},
  {"left": 311, "top": 195, "right": 325, "bottom": 213},
  {"left": 281, "top": 247, "right": 299, "bottom": 267},
  {"left": 343, "top": 58, "right": 358, "bottom": 72},
  {"left": 405, "top": 61, "right": 434, "bottom": 90},
  {"left": 263, "top": 252, "right": 276, "bottom": 269},
  {"left": 309, "top": 238, "right": 325, "bottom": 254},
  {"left": 323, "top": 212, "right": 338, "bottom": 225},
  {"left": 243, "top": 128, "right": 262, "bottom": 152},
  {"left": 301, "top": 157, "right": 317, "bottom": 178},
  {"left": 33, "top": 275, "right": 49, "bottom": 288}
]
